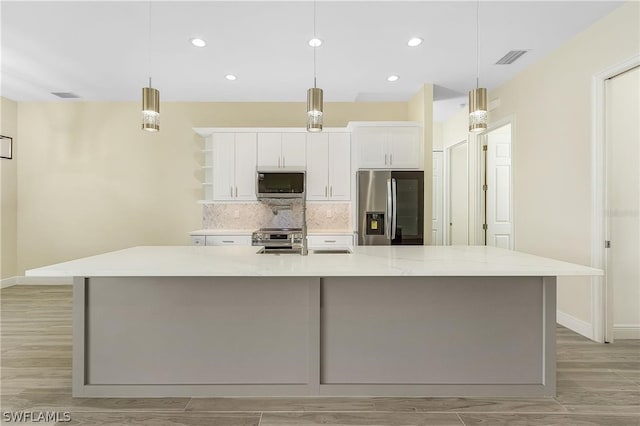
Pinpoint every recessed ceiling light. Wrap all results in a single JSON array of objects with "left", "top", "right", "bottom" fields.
[
  {"left": 407, "top": 37, "right": 423, "bottom": 47},
  {"left": 387, "top": 75, "right": 399, "bottom": 82},
  {"left": 225, "top": 74, "right": 237, "bottom": 81},
  {"left": 308, "top": 38, "right": 323, "bottom": 47},
  {"left": 190, "top": 38, "right": 207, "bottom": 48}
]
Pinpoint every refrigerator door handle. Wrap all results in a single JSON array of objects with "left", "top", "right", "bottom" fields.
[
  {"left": 386, "top": 178, "right": 392, "bottom": 240},
  {"left": 391, "top": 178, "right": 397, "bottom": 240}
]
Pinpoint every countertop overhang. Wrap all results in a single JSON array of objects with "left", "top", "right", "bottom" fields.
[{"left": 25, "top": 245, "right": 602, "bottom": 278}]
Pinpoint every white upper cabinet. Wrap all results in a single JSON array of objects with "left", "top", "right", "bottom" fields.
[
  {"left": 306, "top": 132, "right": 351, "bottom": 201},
  {"left": 211, "top": 132, "right": 257, "bottom": 201},
  {"left": 354, "top": 124, "right": 422, "bottom": 169},
  {"left": 257, "top": 132, "right": 306, "bottom": 169}
]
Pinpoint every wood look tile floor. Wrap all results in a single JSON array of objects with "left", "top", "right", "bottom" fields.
[{"left": 1, "top": 285, "right": 639, "bottom": 426}]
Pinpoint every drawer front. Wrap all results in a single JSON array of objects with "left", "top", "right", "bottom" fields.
[
  {"left": 191, "top": 235, "right": 206, "bottom": 246},
  {"left": 205, "top": 235, "right": 252, "bottom": 246},
  {"left": 307, "top": 235, "right": 353, "bottom": 248}
]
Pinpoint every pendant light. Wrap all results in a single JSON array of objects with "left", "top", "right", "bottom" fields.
[
  {"left": 306, "top": 0, "right": 323, "bottom": 132},
  {"left": 469, "top": 0, "right": 487, "bottom": 133},
  {"left": 142, "top": 2, "right": 159, "bottom": 132}
]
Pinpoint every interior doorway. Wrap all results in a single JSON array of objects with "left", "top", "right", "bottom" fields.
[
  {"left": 479, "top": 122, "right": 514, "bottom": 249},
  {"left": 604, "top": 65, "right": 640, "bottom": 341},
  {"left": 432, "top": 151, "right": 444, "bottom": 245},
  {"left": 446, "top": 141, "right": 469, "bottom": 245}
]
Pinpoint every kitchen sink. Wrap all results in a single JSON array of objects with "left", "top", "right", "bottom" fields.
[
  {"left": 255, "top": 247, "right": 302, "bottom": 255},
  {"left": 311, "top": 249, "right": 352, "bottom": 254}
]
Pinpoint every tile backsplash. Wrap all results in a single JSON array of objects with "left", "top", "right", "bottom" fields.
[{"left": 203, "top": 201, "right": 351, "bottom": 231}]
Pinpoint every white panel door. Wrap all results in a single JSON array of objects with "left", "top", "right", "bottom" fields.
[
  {"left": 281, "top": 133, "right": 307, "bottom": 168},
  {"left": 257, "top": 133, "right": 282, "bottom": 168},
  {"left": 432, "top": 151, "right": 444, "bottom": 245},
  {"left": 485, "top": 125, "right": 513, "bottom": 249},
  {"left": 389, "top": 127, "right": 421, "bottom": 169},
  {"left": 606, "top": 66, "right": 640, "bottom": 340},
  {"left": 356, "top": 127, "right": 388, "bottom": 168},
  {"left": 212, "top": 133, "right": 235, "bottom": 201},
  {"left": 234, "top": 133, "right": 257, "bottom": 200},
  {"left": 449, "top": 142, "right": 468, "bottom": 245},
  {"left": 328, "top": 133, "right": 351, "bottom": 200},
  {"left": 306, "top": 133, "right": 329, "bottom": 200}
]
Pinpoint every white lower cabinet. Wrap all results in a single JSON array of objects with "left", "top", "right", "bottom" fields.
[
  {"left": 191, "top": 236, "right": 206, "bottom": 246},
  {"left": 191, "top": 235, "right": 251, "bottom": 246},
  {"left": 307, "top": 234, "right": 354, "bottom": 249},
  {"left": 206, "top": 235, "right": 252, "bottom": 246}
]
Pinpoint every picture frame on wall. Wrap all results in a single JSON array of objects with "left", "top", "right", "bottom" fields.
[{"left": 1, "top": 135, "right": 12, "bottom": 159}]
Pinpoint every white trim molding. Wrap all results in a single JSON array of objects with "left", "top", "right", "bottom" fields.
[
  {"left": 613, "top": 325, "right": 640, "bottom": 340},
  {"left": 557, "top": 310, "right": 593, "bottom": 341},
  {"left": 1, "top": 276, "right": 73, "bottom": 287},
  {"left": 591, "top": 54, "right": 640, "bottom": 343},
  {"left": 1, "top": 276, "right": 18, "bottom": 288}
]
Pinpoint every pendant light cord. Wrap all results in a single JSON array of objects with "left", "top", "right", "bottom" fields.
[
  {"left": 148, "top": 1, "right": 152, "bottom": 88},
  {"left": 476, "top": 0, "right": 479, "bottom": 89},
  {"left": 313, "top": 0, "right": 317, "bottom": 88}
]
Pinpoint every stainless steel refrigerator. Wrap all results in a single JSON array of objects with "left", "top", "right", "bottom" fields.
[{"left": 357, "top": 170, "right": 424, "bottom": 245}]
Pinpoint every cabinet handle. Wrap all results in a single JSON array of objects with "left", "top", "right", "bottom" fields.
[
  {"left": 278, "top": 157, "right": 281, "bottom": 168},
  {"left": 283, "top": 156, "right": 285, "bottom": 168},
  {"left": 325, "top": 240, "right": 337, "bottom": 243},
  {"left": 390, "top": 154, "right": 393, "bottom": 165},
  {"left": 325, "top": 186, "right": 328, "bottom": 197},
  {"left": 384, "top": 154, "right": 388, "bottom": 165},
  {"left": 330, "top": 186, "right": 333, "bottom": 197},
  {"left": 235, "top": 186, "right": 238, "bottom": 197},
  {"left": 230, "top": 186, "right": 233, "bottom": 197},
  {"left": 222, "top": 240, "right": 234, "bottom": 243}
]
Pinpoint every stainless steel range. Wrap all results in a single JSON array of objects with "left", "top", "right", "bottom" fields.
[{"left": 252, "top": 228, "right": 304, "bottom": 254}]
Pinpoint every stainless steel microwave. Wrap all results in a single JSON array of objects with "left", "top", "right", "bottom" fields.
[{"left": 256, "top": 169, "right": 305, "bottom": 199}]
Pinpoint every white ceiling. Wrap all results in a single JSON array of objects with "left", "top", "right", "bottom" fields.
[{"left": 1, "top": 1, "right": 623, "bottom": 121}]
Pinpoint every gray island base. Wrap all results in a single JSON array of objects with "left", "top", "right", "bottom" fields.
[{"left": 26, "top": 246, "right": 601, "bottom": 398}]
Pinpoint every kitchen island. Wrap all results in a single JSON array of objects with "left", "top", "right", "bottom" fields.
[{"left": 26, "top": 245, "right": 601, "bottom": 398}]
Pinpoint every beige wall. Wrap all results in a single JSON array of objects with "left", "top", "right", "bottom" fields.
[
  {"left": 15, "top": 101, "right": 407, "bottom": 274},
  {"left": 408, "top": 84, "right": 434, "bottom": 245},
  {"left": 0, "top": 97, "right": 18, "bottom": 279},
  {"left": 486, "top": 1, "right": 640, "bottom": 324}
]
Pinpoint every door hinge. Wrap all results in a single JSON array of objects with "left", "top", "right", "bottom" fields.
[
  {"left": 605, "top": 240, "right": 611, "bottom": 248},
  {"left": 482, "top": 184, "right": 488, "bottom": 191},
  {"left": 482, "top": 144, "right": 488, "bottom": 151},
  {"left": 482, "top": 224, "right": 488, "bottom": 231}
]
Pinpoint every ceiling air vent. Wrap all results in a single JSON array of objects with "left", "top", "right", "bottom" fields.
[
  {"left": 51, "top": 92, "right": 80, "bottom": 99},
  {"left": 495, "top": 50, "right": 528, "bottom": 65}
]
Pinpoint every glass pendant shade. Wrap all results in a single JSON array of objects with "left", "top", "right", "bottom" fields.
[
  {"left": 468, "top": 87, "right": 487, "bottom": 133},
  {"left": 307, "top": 87, "right": 323, "bottom": 132},
  {"left": 142, "top": 86, "right": 160, "bottom": 132}
]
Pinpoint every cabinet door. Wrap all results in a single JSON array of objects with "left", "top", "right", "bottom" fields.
[
  {"left": 328, "top": 133, "right": 351, "bottom": 200},
  {"left": 356, "top": 127, "right": 388, "bottom": 168},
  {"left": 388, "top": 127, "right": 421, "bottom": 169},
  {"left": 257, "top": 133, "right": 282, "bottom": 168},
  {"left": 234, "top": 133, "right": 257, "bottom": 200},
  {"left": 212, "top": 133, "right": 235, "bottom": 201},
  {"left": 205, "top": 235, "right": 252, "bottom": 246},
  {"left": 307, "top": 235, "right": 354, "bottom": 249},
  {"left": 281, "top": 133, "right": 307, "bottom": 168},
  {"left": 306, "top": 133, "right": 329, "bottom": 200}
]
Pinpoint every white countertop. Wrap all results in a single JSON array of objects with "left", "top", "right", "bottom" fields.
[
  {"left": 25, "top": 245, "right": 602, "bottom": 278},
  {"left": 190, "top": 229, "right": 354, "bottom": 236}
]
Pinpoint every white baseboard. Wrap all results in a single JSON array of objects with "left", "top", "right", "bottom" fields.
[
  {"left": 1, "top": 276, "right": 18, "bottom": 288},
  {"left": 1, "top": 276, "right": 73, "bottom": 287},
  {"left": 557, "top": 310, "right": 595, "bottom": 341},
  {"left": 613, "top": 324, "right": 640, "bottom": 340}
]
